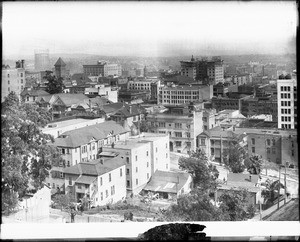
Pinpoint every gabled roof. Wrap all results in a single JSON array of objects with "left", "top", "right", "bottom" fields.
[
  {"left": 143, "top": 170, "right": 191, "bottom": 194},
  {"left": 111, "top": 104, "right": 146, "bottom": 118},
  {"left": 52, "top": 121, "right": 128, "bottom": 148},
  {"left": 64, "top": 156, "right": 126, "bottom": 176},
  {"left": 53, "top": 93, "right": 88, "bottom": 107},
  {"left": 54, "top": 57, "right": 66, "bottom": 67},
  {"left": 21, "top": 89, "right": 50, "bottom": 97},
  {"left": 102, "top": 102, "right": 125, "bottom": 115}
]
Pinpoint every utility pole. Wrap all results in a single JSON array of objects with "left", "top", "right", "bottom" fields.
[
  {"left": 277, "top": 165, "right": 281, "bottom": 210},
  {"left": 259, "top": 177, "right": 262, "bottom": 220},
  {"left": 284, "top": 164, "right": 287, "bottom": 204}
]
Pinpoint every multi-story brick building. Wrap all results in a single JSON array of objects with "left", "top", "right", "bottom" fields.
[
  {"left": 180, "top": 56, "right": 197, "bottom": 79},
  {"left": 277, "top": 73, "right": 297, "bottom": 129},
  {"left": 127, "top": 77, "right": 161, "bottom": 101},
  {"left": 83, "top": 61, "right": 121, "bottom": 77},
  {"left": 102, "top": 133, "right": 170, "bottom": 194},
  {"left": 146, "top": 103, "right": 204, "bottom": 154},
  {"left": 2, "top": 60, "right": 26, "bottom": 102},
  {"left": 198, "top": 127, "right": 298, "bottom": 167},
  {"left": 158, "top": 84, "right": 213, "bottom": 105}
]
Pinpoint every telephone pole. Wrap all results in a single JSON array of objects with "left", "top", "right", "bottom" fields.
[{"left": 277, "top": 165, "right": 281, "bottom": 209}]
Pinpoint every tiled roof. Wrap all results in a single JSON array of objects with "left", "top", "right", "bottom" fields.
[
  {"left": 54, "top": 57, "right": 66, "bottom": 67},
  {"left": 52, "top": 121, "right": 128, "bottom": 148},
  {"left": 143, "top": 170, "right": 191, "bottom": 194}
]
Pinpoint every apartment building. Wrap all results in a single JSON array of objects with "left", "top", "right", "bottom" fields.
[
  {"left": 198, "top": 127, "right": 298, "bottom": 167},
  {"left": 146, "top": 103, "right": 204, "bottom": 154},
  {"left": 127, "top": 77, "right": 161, "bottom": 100},
  {"left": 207, "top": 58, "right": 224, "bottom": 85},
  {"left": 158, "top": 84, "right": 213, "bottom": 106},
  {"left": 51, "top": 121, "right": 130, "bottom": 166},
  {"left": 2, "top": 60, "right": 26, "bottom": 102},
  {"left": 63, "top": 157, "right": 126, "bottom": 206},
  {"left": 102, "top": 133, "right": 170, "bottom": 194},
  {"left": 277, "top": 73, "right": 297, "bottom": 129}
]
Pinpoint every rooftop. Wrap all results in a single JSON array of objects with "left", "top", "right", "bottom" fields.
[
  {"left": 64, "top": 156, "right": 125, "bottom": 176},
  {"left": 51, "top": 121, "right": 128, "bottom": 148},
  {"left": 143, "top": 170, "right": 191, "bottom": 194},
  {"left": 54, "top": 57, "right": 66, "bottom": 67}
]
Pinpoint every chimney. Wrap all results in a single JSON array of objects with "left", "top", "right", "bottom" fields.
[
  {"left": 249, "top": 175, "right": 252, "bottom": 182},
  {"left": 21, "top": 60, "right": 25, "bottom": 68}
]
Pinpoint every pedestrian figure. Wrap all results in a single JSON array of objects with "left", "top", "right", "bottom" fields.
[{"left": 70, "top": 208, "right": 76, "bottom": 223}]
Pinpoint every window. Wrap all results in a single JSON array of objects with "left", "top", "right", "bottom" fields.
[
  {"left": 127, "top": 180, "right": 130, "bottom": 187},
  {"left": 186, "top": 132, "right": 191, "bottom": 138},
  {"left": 126, "top": 168, "right": 129, "bottom": 175},
  {"left": 267, "top": 148, "right": 270, "bottom": 154},
  {"left": 166, "top": 153, "right": 168, "bottom": 158},
  {"left": 146, "top": 151, "right": 149, "bottom": 156},
  {"left": 147, "top": 162, "right": 149, "bottom": 167},
  {"left": 166, "top": 143, "right": 168, "bottom": 148},
  {"left": 272, "top": 139, "right": 276, "bottom": 146},
  {"left": 204, "top": 125, "right": 208, "bottom": 130},
  {"left": 8, "top": 87, "right": 10, "bottom": 92},
  {"left": 68, "top": 177, "right": 72, "bottom": 186},
  {"left": 186, "top": 142, "right": 191, "bottom": 147},
  {"left": 120, "top": 168, "right": 122, "bottom": 177},
  {"left": 7, "top": 74, "right": 10, "bottom": 78},
  {"left": 126, "top": 157, "right": 130, "bottom": 164},
  {"left": 292, "top": 149, "right": 294, "bottom": 156},
  {"left": 252, "top": 147, "right": 255, "bottom": 153},
  {"left": 52, "top": 183, "right": 55, "bottom": 189},
  {"left": 135, "top": 155, "right": 137, "bottom": 161},
  {"left": 266, "top": 139, "right": 270, "bottom": 146},
  {"left": 159, "top": 122, "right": 166, "bottom": 127},
  {"left": 100, "top": 192, "right": 103, "bottom": 200},
  {"left": 100, "top": 177, "right": 103, "bottom": 186},
  {"left": 8, "top": 80, "right": 10, "bottom": 85},
  {"left": 136, "top": 179, "right": 138, "bottom": 185},
  {"left": 67, "top": 161, "right": 70, "bottom": 167},
  {"left": 175, "top": 141, "right": 182, "bottom": 147},
  {"left": 60, "top": 172, "right": 64, "bottom": 179},
  {"left": 272, "top": 148, "right": 276, "bottom": 154},
  {"left": 175, "top": 132, "right": 182, "bottom": 138},
  {"left": 175, "top": 123, "right": 182, "bottom": 128},
  {"left": 78, "top": 184, "right": 82, "bottom": 189},
  {"left": 147, "top": 173, "right": 149, "bottom": 179},
  {"left": 109, "top": 173, "right": 112, "bottom": 182},
  {"left": 251, "top": 138, "right": 255, "bottom": 145},
  {"left": 111, "top": 185, "right": 115, "bottom": 195},
  {"left": 106, "top": 190, "right": 109, "bottom": 198}
]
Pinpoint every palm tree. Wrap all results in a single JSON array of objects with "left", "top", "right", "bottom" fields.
[{"left": 261, "top": 179, "right": 284, "bottom": 207}]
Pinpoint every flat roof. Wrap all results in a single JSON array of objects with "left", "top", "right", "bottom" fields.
[{"left": 42, "top": 118, "right": 103, "bottom": 131}]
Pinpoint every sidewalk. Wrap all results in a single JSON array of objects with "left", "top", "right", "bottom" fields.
[{"left": 250, "top": 197, "right": 292, "bottom": 221}]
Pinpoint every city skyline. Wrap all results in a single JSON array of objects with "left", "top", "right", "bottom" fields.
[{"left": 3, "top": 1, "right": 297, "bottom": 58}]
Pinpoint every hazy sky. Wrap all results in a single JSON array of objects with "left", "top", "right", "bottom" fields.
[{"left": 2, "top": 1, "right": 297, "bottom": 58}]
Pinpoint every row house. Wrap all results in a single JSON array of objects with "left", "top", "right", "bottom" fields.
[
  {"left": 146, "top": 103, "right": 204, "bottom": 154},
  {"left": 102, "top": 133, "right": 170, "bottom": 194},
  {"left": 63, "top": 157, "right": 126, "bottom": 206}
]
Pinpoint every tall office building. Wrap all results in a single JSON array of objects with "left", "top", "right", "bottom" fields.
[
  {"left": 34, "top": 49, "right": 50, "bottom": 71},
  {"left": 277, "top": 71, "right": 297, "bottom": 129},
  {"left": 2, "top": 60, "right": 26, "bottom": 102}
]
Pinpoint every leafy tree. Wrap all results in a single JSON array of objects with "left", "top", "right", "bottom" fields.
[
  {"left": 178, "top": 148, "right": 219, "bottom": 190},
  {"left": 244, "top": 155, "right": 263, "bottom": 175},
  {"left": 222, "top": 138, "right": 247, "bottom": 173},
  {"left": 44, "top": 71, "right": 65, "bottom": 94},
  {"left": 218, "top": 188, "right": 254, "bottom": 221},
  {"left": 1, "top": 92, "right": 61, "bottom": 214},
  {"left": 161, "top": 188, "right": 229, "bottom": 221},
  {"left": 52, "top": 193, "right": 76, "bottom": 211},
  {"left": 139, "top": 120, "right": 151, "bottom": 132}
]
